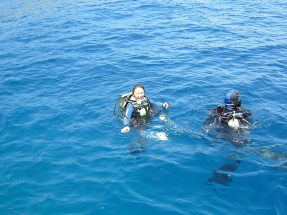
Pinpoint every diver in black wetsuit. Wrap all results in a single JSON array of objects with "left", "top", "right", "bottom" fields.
[
  {"left": 204, "top": 90, "right": 251, "bottom": 130},
  {"left": 204, "top": 90, "right": 252, "bottom": 187}
]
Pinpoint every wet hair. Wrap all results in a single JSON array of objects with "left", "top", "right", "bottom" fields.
[{"left": 132, "top": 84, "right": 145, "bottom": 94}]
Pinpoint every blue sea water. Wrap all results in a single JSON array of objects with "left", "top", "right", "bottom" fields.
[{"left": 1, "top": 0, "right": 287, "bottom": 214}]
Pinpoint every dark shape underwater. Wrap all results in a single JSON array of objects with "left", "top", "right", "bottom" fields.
[
  {"left": 128, "top": 138, "right": 147, "bottom": 154},
  {"left": 206, "top": 160, "right": 241, "bottom": 186}
]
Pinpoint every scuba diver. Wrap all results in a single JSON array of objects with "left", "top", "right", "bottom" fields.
[
  {"left": 114, "top": 84, "right": 169, "bottom": 133},
  {"left": 204, "top": 90, "right": 251, "bottom": 131},
  {"left": 203, "top": 90, "right": 252, "bottom": 146},
  {"left": 204, "top": 90, "right": 252, "bottom": 187}
]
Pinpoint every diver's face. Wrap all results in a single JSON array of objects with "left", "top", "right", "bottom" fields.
[{"left": 133, "top": 87, "right": 145, "bottom": 101}]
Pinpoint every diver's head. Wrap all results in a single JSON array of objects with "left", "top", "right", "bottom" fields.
[
  {"left": 224, "top": 90, "right": 241, "bottom": 110},
  {"left": 132, "top": 84, "right": 145, "bottom": 101}
]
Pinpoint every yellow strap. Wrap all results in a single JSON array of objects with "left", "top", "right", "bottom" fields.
[{"left": 242, "top": 118, "right": 249, "bottom": 124}]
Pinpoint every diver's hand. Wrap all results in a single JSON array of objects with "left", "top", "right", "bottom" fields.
[
  {"left": 162, "top": 102, "right": 169, "bottom": 109},
  {"left": 121, "top": 125, "right": 130, "bottom": 133}
]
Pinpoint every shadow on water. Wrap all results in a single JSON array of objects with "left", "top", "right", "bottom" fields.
[
  {"left": 202, "top": 117, "right": 248, "bottom": 188},
  {"left": 202, "top": 108, "right": 287, "bottom": 188},
  {"left": 128, "top": 137, "right": 147, "bottom": 155},
  {"left": 206, "top": 160, "right": 241, "bottom": 187},
  {"left": 209, "top": 123, "right": 287, "bottom": 171},
  {"left": 247, "top": 145, "right": 287, "bottom": 171}
]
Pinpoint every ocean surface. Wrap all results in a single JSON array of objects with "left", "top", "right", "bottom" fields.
[{"left": 1, "top": 0, "right": 287, "bottom": 214}]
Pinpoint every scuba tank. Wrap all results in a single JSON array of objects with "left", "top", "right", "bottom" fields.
[
  {"left": 228, "top": 111, "right": 240, "bottom": 129},
  {"left": 119, "top": 92, "right": 132, "bottom": 109},
  {"left": 114, "top": 92, "right": 132, "bottom": 121}
]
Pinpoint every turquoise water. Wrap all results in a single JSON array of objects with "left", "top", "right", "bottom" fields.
[{"left": 1, "top": 0, "right": 287, "bottom": 214}]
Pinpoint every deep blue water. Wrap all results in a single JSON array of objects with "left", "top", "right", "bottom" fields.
[{"left": 1, "top": 0, "right": 287, "bottom": 214}]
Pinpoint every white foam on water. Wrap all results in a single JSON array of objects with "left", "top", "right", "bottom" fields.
[{"left": 147, "top": 131, "right": 168, "bottom": 141}]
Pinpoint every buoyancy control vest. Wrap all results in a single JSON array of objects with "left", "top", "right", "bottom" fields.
[
  {"left": 119, "top": 92, "right": 152, "bottom": 117},
  {"left": 214, "top": 105, "right": 251, "bottom": 128}
]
